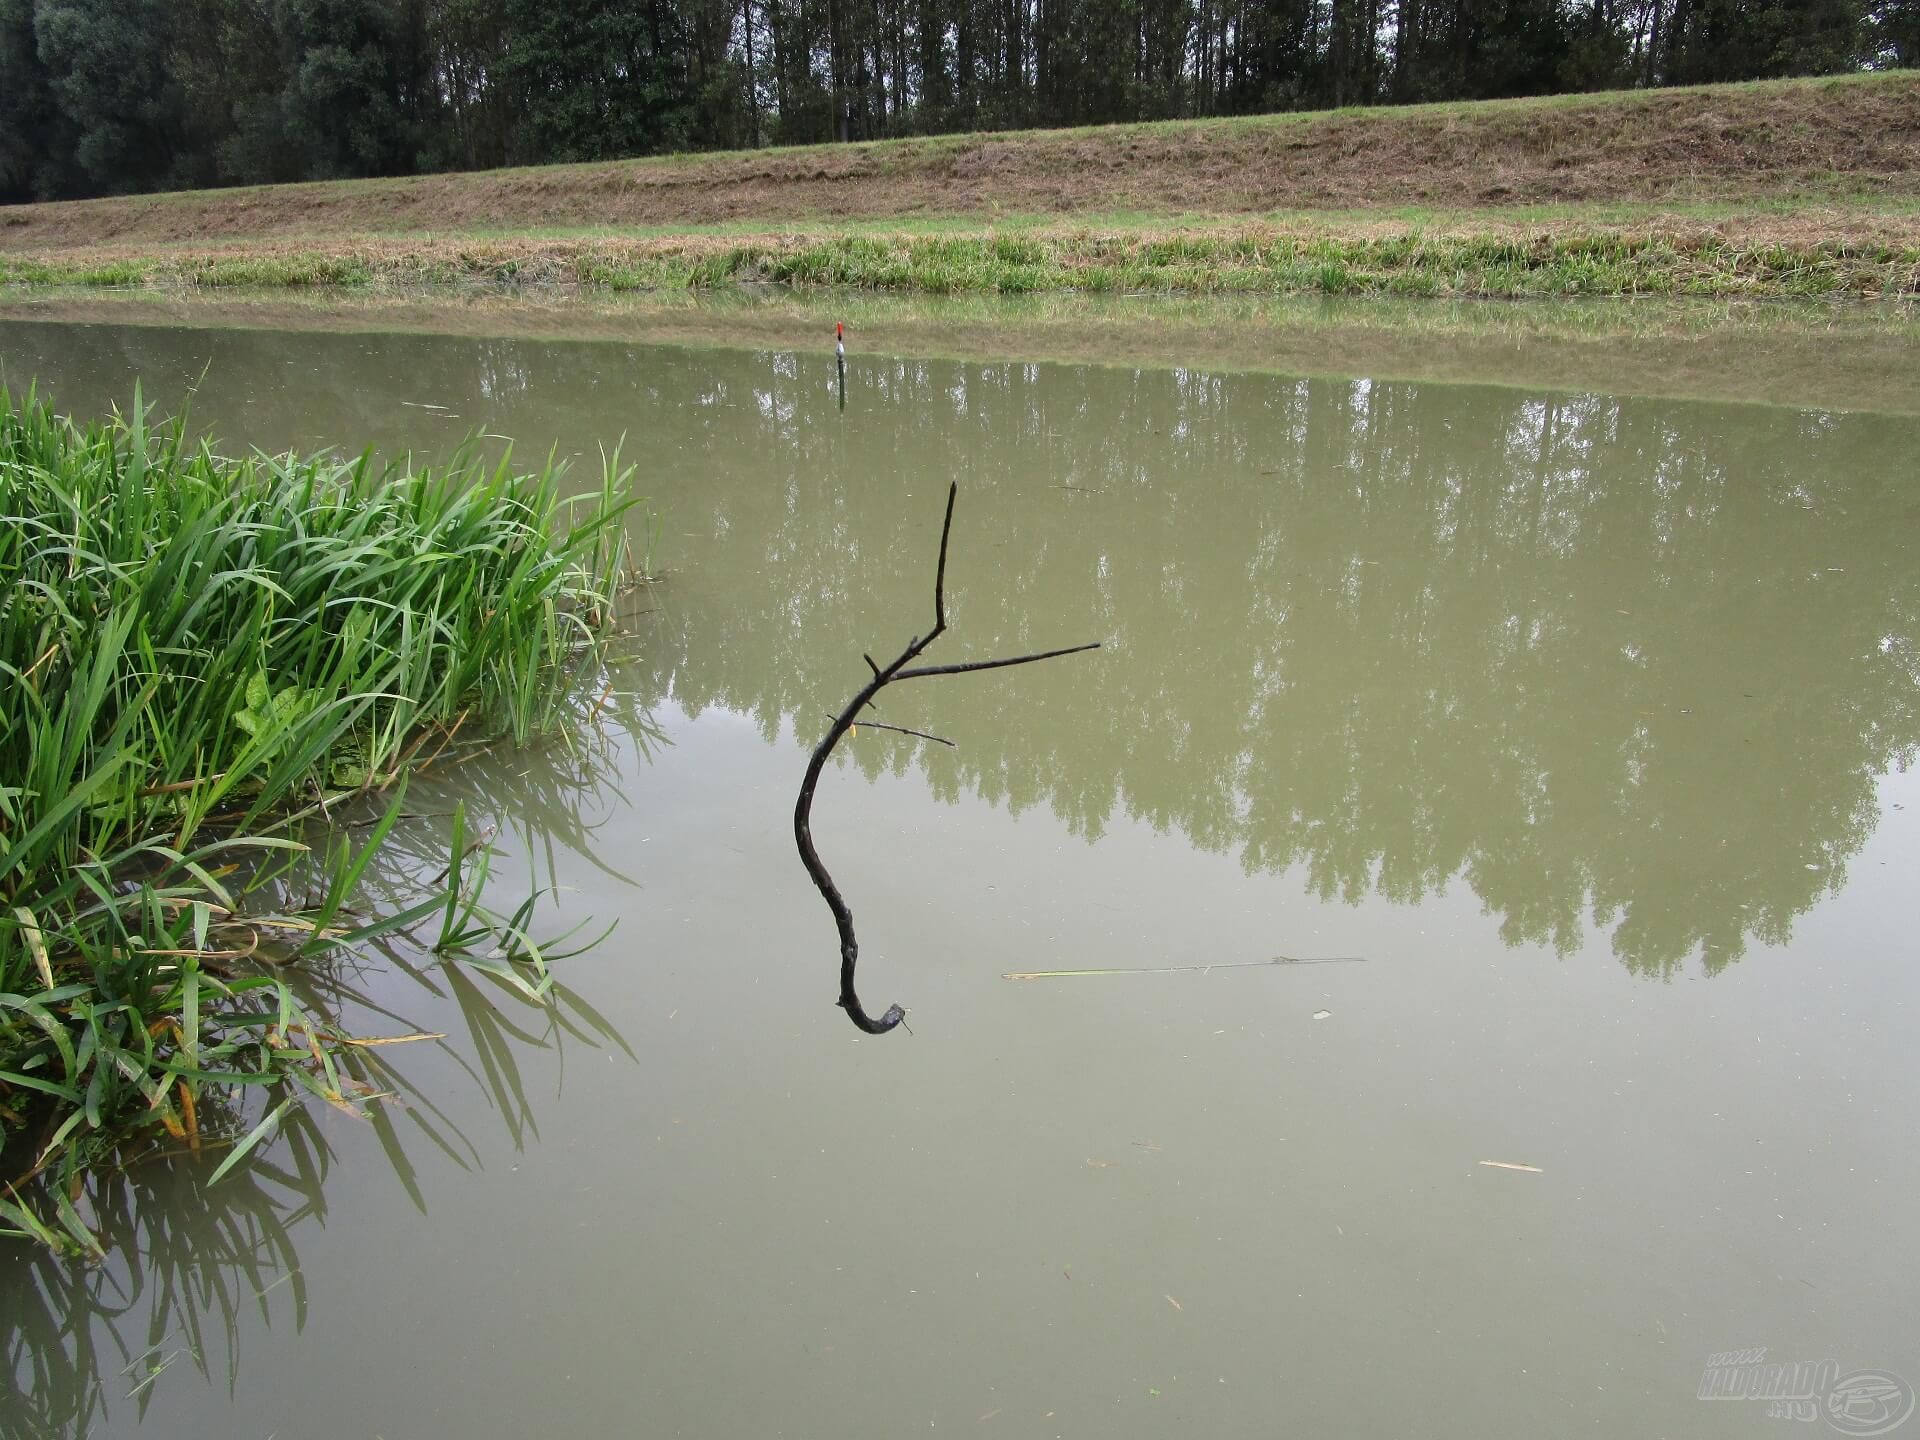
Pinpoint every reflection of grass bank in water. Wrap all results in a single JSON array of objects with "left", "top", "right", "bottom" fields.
[
  {"left": 0, "top": 388, "right": 636, "bottom": 1250},
  {"left": 5, "top": 215, "right": 1919, "bottom": 303},
  {"left": 7, "top": 286, "right": 1916, "bottom": 417}
]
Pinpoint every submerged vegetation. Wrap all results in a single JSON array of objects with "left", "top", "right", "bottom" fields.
[{"left": 0, "top": 387, "right": 636, "bottom": 1250}]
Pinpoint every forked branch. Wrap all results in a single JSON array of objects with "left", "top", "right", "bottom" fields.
[{"left": 792, "top": 483, "right": 1101, "bottom": 1034}]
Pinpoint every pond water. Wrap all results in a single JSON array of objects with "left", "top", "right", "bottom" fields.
[{"left": 3, "top": 307, "right": 1919, "bottom": 1438}]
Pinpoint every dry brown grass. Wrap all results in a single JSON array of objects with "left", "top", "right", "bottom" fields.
[{"left": 1, "top": 73, "right": 1916, "bottom": 256}]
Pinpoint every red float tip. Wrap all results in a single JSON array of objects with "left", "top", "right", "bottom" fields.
[{"left": 836, "top": 322, "right": 844, "bottom": 338}]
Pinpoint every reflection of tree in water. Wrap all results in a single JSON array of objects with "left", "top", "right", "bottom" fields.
[
  {"left": 8, "top": 324, "right": 1918, "bottom": 974},
  {"left": 608, "top": 357, "right": 1919, "bottom": 977}
]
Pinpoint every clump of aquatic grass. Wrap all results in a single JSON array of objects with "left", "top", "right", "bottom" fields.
[{"left": 0, "top": 385, "right": 637, "bottom": 1248}]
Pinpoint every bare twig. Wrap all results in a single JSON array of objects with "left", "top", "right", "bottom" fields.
[
  {"left": 895, "top": 642, "right": 1102, "bottom": 681},
  {"left": 793, "top": 482, "right": 1101, "bottom": 1035}
]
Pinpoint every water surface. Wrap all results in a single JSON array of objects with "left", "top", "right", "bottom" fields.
[{"left": 3, "top": 311, "right": 1918, "bottom": 1438}]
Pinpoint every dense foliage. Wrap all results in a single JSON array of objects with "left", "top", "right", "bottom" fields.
[{"left": 0, "top": 0, "right": 1912, "bottom": 203}]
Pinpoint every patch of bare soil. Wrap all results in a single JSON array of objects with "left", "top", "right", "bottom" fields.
[{"left": 2, "top": 74, "right": 1916, "bottom": 254}]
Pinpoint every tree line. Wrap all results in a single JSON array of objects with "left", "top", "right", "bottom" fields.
[{"left": 2, "top": 0, "right": 1914, "bottom": 203}]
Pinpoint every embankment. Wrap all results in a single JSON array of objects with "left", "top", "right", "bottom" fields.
[{"left": 2, "top": 73, "right": 1918, "bottom": 300}]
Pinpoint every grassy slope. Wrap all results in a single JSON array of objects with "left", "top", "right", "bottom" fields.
[{"left": 2, "top": 72, "right": 1919, "bottom": 300}]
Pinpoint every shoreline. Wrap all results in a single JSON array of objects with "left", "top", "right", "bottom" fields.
[{"left": 3, "top": 285, "right": 1917, "bottom": 417}]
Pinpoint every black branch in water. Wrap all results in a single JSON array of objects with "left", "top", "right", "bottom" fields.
[{"left": 792, "top": 482, "right": 1102, "bottom": 1035}]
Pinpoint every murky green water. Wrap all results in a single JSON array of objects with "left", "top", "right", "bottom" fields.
[{"left": 4, "top": 312, "right": 1919, "bottom": 1438}]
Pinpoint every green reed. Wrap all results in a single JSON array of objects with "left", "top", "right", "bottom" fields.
[{"left": 0, "top": 385, "right": 636, "bottom": 1247}]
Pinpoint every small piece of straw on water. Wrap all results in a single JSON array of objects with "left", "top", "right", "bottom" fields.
[{"left": 1478, "top": 1160, "right": 1544, "bottom": 1173}]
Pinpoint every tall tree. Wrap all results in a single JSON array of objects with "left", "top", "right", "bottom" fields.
[
  {"left": 0, "top": 0, "right": 71, "bottom": 199},
  {"left": 31, "top": 0, "right": 180, "bottom": 193},
  {"left": 221, "top": 0, "right": 430, "bottom": 182},
  {"left": 426, "top": 0, "right": 517, "bottom": 169},
  {"left": 1878, "top": 0, "right": 1920, "bottom": 64},
  {"left": 501, "top": 0, "right": 695, "bottom": 159},
  {"left": 1661, "top": 0, "right": 1871, "bottom": 83}
]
